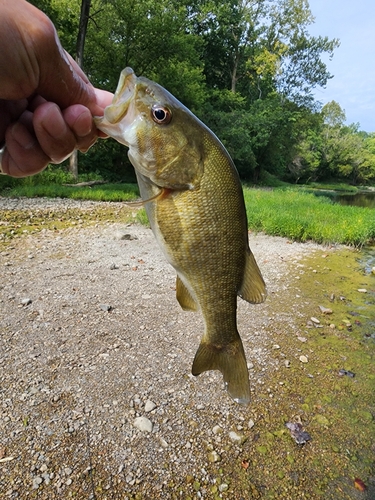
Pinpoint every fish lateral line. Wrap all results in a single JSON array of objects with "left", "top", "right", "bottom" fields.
[{"left": 125, "top": 187, "right": 172, "bottom": 207}]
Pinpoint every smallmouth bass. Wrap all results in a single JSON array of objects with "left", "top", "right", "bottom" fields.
[{"left": 95, "top": 68, "right": 266, "bottom": 404}]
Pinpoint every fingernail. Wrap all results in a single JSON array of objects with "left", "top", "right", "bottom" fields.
[
  {"left": 74, "top": 111, "right": 93, "bottom": 137},
  {"left": 11, "top": 123, "right": 36, "bottom": 150}
]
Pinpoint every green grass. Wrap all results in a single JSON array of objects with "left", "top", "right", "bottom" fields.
[
  {"left": 1, "top": 182, "right": 140, "bottom": 202},
  {"left": 243, "top": 188, "right": 375, "bottom": 247},
  {"left": 1, "top": 175, "right": 374, "bottom": 246}
]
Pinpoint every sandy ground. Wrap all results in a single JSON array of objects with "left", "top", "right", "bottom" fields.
[{"left": 1, "top": 198, "right": 370, "bottom": 499}]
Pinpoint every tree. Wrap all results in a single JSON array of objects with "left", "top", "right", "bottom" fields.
[
  {"left": 194, "top": 0, "right": 339, "bottom": 104},
  {"left": 69, "top": 0, "right": 92, "bottom": 181}
]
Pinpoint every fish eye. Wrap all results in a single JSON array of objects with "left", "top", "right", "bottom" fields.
[{"left": 151, "top": 105, "right": 172, "bottom": 125}]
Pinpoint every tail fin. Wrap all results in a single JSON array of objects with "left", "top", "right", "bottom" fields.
[{"left": 191, "top": 338, "right": 250, "bottom": 405}]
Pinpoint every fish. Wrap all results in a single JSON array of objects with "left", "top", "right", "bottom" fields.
[{"left": 95, "top": 67, "right": 266, "bottom": 404}]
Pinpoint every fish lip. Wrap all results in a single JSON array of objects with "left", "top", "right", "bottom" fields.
[{"left": 104, "top": 67, "right": 137, "bottom": 124}]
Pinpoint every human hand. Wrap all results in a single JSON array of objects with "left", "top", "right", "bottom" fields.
[{"left": 0, "top": 0, "right": 113, "bottom": 177}]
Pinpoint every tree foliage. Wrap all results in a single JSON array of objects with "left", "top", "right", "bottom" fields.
[{"left": 28, "top": 0, "right": 375, "bottom": 185}]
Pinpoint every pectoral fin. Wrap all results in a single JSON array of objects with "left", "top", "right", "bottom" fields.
[
  {"left": 176, "top": 276, "right": 198, "bottom": 311},
  {"left": 125, "top": 187, "right": 171, "bottom": 207},
  {"left": 192, "top": 336, "right": 251, "bottom": 405},
  {"left": 238, "top": 250, "right": 267, "bottom": 304}
]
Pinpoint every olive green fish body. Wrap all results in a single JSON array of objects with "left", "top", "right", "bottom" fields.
[{"left": 95, "top": 68, "right": 266, "bottom": 404}]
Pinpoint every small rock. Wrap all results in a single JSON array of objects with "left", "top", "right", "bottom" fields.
[
  {"left": 297, "top": 336, "right": 307, "bottom": 342},
  {"left": 32, "top": 476, "right": 43, "bottom": 489},
  {"left": 299, "top": 355, "right": 308, "bottom": 363},
  {"left": 219, "top": 483, "right": 229, "bottom": 492},
  {"left": 229, "top": 431, "right": 246, "bottom": 445},
  {"left": 286, "top": 422, "right": 311, "bottom": 445},
  {"left": 338, "top": 369, "right": 355, "bottom": 378},
  {"left": 284, "top": 360, "right": 291, "bottom": 368},
  {"left": 212, "top": 425, "right": 223, "bottom": 435},
  {"left": 109, "top": 263, "right": 119, "bottom": 270},
  {"left": 319, "top": 305, "right": 333, "bottom": 314},
  {"left": 21, "top": 298, "right": 32, "bottom": 306},
  {"left": 99, "top": 304, "right": 112, "bottom": 312},
  {"left": 310, "top": 317, "right": 320, "bottom": 324},
  {"left": 133, "top": 416, "right": 153, "bottom": 433},
  {"left": 144, "top": 400, "right": 157, "bottom": 413},
  {"left": 114, "top": 231, "right": 137, "bottom": 241},
  {"left": 159, "top": 438, "right": 168, "bottom": 448},
  {"left": 248, "top": 419, "right": 255, "bottom": 429},
  {"left": 371, "top": 267, "right": 375, "bottom": 276},
  {"left": 208, "top": 451, "right": 221, "bottom": 463},
  {"left": 357, "top": 288, "right": 367, "bottom": 293},
  {"left": 272, "top": 344, "right": 281, "bottom": 349}
]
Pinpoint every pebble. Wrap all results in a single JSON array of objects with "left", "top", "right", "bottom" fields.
[
  {"left": 371, "top": 267, "right": 375, "bottom": 275},
  {"left": 212, "top": 425, "right": 223, "bottom": 435},
  {"left": 297, "top": 336, "right": 307, "bottom": 342},
  {"left": 357, "top": 288, "right": 367, "bottom": 293},
  {"left": 144, "top": 400, "right": 157, "bottom": 413},
  {"left": 219, "top": 483, "right": 229, "bottom": 492},
  {"left": 113, "top": 230, "right": 137, "bottom": 241},
  {"left": 32, "top": 476, "right": 43, "bottom": 489},
  {"left": 229, "top": 431, "right": 246, "bottom": 445},
  {"left": 248, "top": 419, "right": 255, "bottom": 429},
  {"left": 21, "top": 298, "right": 32, "bottom": 306},
  {"left": 310, "top": 317, "right": 320, "bottom": 324},
  {"left": 299, "top": 355, "right": 308, "bottom": 363},
  {"left": 285, "top": 360, "right": 291, "bottom": 368},
  {"left": 208, "top": 451, "right": 221, "bottom": 463},
  {"left": 99, "top": 304, "right": 112, "bottom": 311},
  {"left": 159, "top": 438, "right": 169, "bottom": 448},
  {"left": 319, "top": 305, "right": 333, "bottom": 314},
  {"left": 133, "top": 416, "right": 153, "bottom": 433}
]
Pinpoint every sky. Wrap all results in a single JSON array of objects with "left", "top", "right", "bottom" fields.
[{"left": 307, "top": 0, "right": 375, "bottom": 132}]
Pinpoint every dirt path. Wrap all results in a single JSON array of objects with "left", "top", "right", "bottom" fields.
[{"left": 0, "top": 198, "right": 374, "bottom": 499}]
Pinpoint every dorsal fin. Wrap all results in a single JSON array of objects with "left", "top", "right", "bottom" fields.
[
  {"left": 176, "top": 276, "right": 198, "bottom": 311},
  {"left": 238, "top": 250, "right": 267, "bottom": 304}
]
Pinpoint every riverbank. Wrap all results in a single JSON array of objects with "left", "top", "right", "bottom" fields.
[{"left": 0, "top": 199, "right": 374, "bottom": 499}]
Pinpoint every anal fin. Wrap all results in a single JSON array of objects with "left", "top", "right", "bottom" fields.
[
  {"left": 239, "top": 250, "right": 267, "bottom": 304},
  {"left": 192, "top": 337, "right": 250, "bottom": 405},
  {"left": 176, "top": 276, "right": 198, "bottom": 311}
]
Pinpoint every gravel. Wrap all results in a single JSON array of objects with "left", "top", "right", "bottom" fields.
[{"left": 0, "top": 197, "right": 326, "bottom": 499}]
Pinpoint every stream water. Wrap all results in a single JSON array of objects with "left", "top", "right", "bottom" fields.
[
  {"left": 313, "top": 189, "right": 375, "bottom": 281},
  {"left": 313, "top": 190, "right": 375, "bottom": 209}
]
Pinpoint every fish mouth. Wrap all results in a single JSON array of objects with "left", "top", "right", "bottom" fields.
[
  {"left": 94, "top": 67, "right": 137, "bottom": 134},
  {"left": 104, "top": 67, "right": 136, "bottom": 123}
]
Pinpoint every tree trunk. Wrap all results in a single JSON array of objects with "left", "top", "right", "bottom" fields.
[
  {"left": 76, "top": 0, "right": 91, "bottom": 68},
  {"left": 69, "top": 0, "right": 91, "bottom": 181},
  {"left": 69, "top": 151, "right": 78, "bottom": 181}
]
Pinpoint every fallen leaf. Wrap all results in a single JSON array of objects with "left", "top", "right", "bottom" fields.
[
  {"left": 354, "top": 478, "right": 366, "bottom": 491},
  {"left": 241, "top": 459, "right": 250, "bottom": 470}
]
